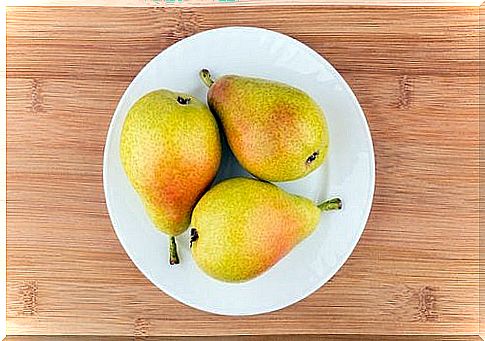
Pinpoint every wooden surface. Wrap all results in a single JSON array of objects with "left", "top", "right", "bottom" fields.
[
  {"left": 4, "top": 336, "right": 484, "bottom": 341},
  {"left": 5, "top": 0, "right": 483, "bottom": 7},
  {"left": 6, "top": 6, "right": 479, "bottom": 337},
  {"left": 480, "top": 5, "right": 485, "bottom": 341}
]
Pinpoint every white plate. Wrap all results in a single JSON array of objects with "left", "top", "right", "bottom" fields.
[{"left": 103, "top": 27, "right": 375, "bottom": 316}]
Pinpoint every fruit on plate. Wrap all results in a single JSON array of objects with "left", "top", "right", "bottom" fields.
[
  {"left": 120, "top": 89, "right": 221, "bottom": 265},
  {"left": 190, "top": 177, "right": 342, "bottom": 282},
  {"left": 199, "top": 69, "right": 329, "bottom": 182}
]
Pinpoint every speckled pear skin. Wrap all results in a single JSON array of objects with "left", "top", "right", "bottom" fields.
[
  {"left": 207, "top": 75, "right": 328, "bottom": 182},
  {"left": 190, "top": 177, "right": 321, "bottom": 283},
  {"left": 120, "top": 90, "right": 221, "bottom": 237}
]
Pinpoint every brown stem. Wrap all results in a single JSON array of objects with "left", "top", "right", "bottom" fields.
[
  {"left": 317, "top": 198, "right": 343, "bottom": 211},
  {"left": 199, "top": 69, "right": 214, "bottom": 88},
  {"left": 169, "top": 236, "right": 179, "bottom": 265}
]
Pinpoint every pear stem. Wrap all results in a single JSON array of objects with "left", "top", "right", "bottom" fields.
[
  {"left": 199, "top": 69, "right": 214, "bottom": 88},
  {"left": 169, "top": 236, "right": 180, "bottom": 265},
  {"left": 318, "top": 198, "right": 343, "bottom": 212}
]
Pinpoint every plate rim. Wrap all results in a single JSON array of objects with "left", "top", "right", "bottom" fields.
[{"left": 103, "top": 26, "right": 376, "bottom": 316}]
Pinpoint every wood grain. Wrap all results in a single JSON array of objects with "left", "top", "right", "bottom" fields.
[
  {"left": 6, "top": 6, "right": 479, "bottom": 337},
  {"left": 480, "top": 5, "right": 485, "bottom": 340},
  {"left": 5, "top": 0, "right": 483, "bottom": 7},
  {"left": 4, "top": 336, "right": 484, "bottom": 341}
]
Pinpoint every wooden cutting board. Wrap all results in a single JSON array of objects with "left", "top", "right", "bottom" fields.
[{"left": 6, "top": 5, "right": 479, "bottom": 337}]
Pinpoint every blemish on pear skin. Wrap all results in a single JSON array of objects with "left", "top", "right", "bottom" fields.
[
  {"left": 176, "top": 96, "right": 191, "bottom": 105},
  {"left": 306, "top": 150, "right": 319, "bottom": 165},
  {"left": 190, "top": 228, "right": 199, "bottom": 248}
]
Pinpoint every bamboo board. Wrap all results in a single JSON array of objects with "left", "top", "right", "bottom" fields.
[{"left": 6, "top": 6, "right": 479, "bottom": 337}]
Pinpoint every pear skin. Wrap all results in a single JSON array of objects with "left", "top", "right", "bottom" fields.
[
  {"left": 120, "top": 90, "right": 221, "bottom": 264},
  {"left": 190, "top": 177, "right": 341, "bottom": 282},
  {"left": 200, "top": 69, "right": 329, "bottom": 182}
]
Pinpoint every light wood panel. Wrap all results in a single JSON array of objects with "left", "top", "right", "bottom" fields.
[
  {"left": 480, "top": 4, "right": 485, "bottom": 340},
  {"left": 5, "top": 0, "right": 484, "bottom": 6},
  {"left": 4, "top": 336, "right": 484, "bottom": 341},
  {"left": 6, "top": 6, "right": 479, "bottom": 337}
]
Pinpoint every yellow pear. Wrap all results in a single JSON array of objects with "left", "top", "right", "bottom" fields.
[
  {"left": 120, "top": 89, "right": 221, "bottom": 264},
  {"left": 200, "top": 69, "right": 329, "bottom": 182},
  {"left": 190, "top": 177, "right": 342, "bottom": 282}
]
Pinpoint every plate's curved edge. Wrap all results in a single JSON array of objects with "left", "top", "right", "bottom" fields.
[{"left": 103, "top": 26, "right": 376, "bottom": 316}]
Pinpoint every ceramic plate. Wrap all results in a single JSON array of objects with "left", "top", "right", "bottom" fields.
[{"left": 103, "top": 27, "right": 375, "bottom": 316}]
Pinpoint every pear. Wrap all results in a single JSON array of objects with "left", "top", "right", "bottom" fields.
[
  {"left": 190, "top": 177, "right": 341, "bottom": 282},
  {"left": 120, "top": 89, "right": 221, "bottom": 265},
  {"left": 200, "top": 69, "right": 329, "bottom": 182}
]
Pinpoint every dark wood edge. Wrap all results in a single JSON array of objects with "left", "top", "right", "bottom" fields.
[{"left": 4, "top": 335, "right": 484, "bottom": 341}]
